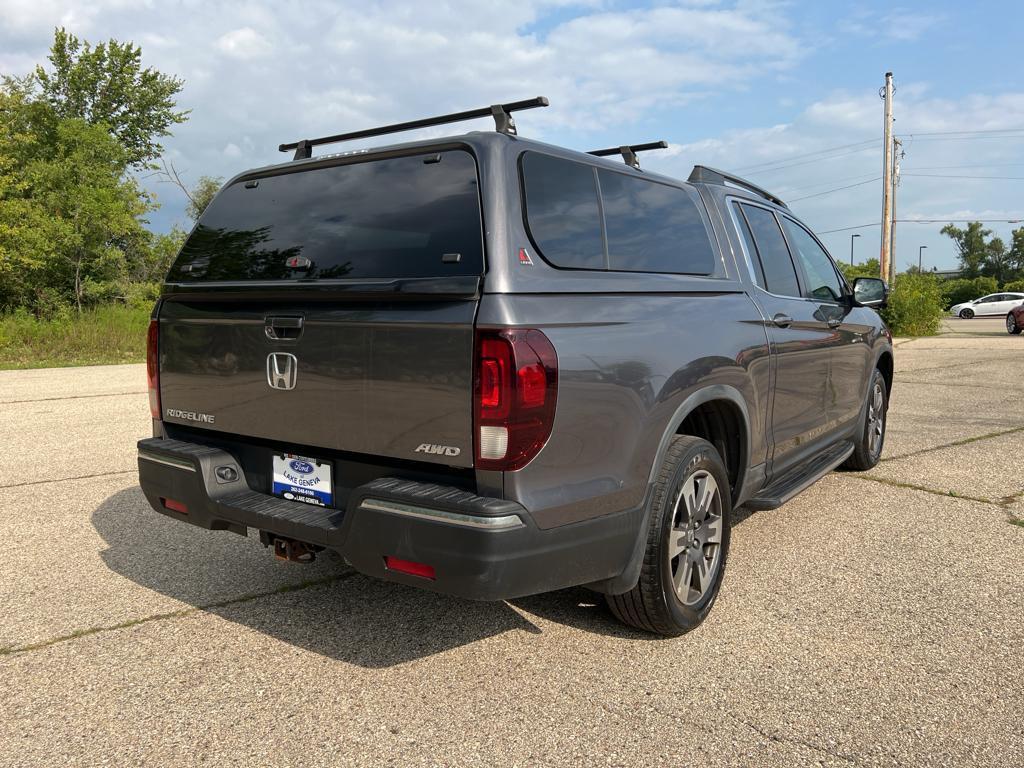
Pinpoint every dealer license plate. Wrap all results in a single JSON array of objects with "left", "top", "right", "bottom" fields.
[{"left": 272, "top": 453, "right": 333, "bottom": 507}]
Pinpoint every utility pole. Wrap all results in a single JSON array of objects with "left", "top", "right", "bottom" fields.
[
  {"left": 879, "top": 72, "right": 894, "bottom": 282},
  {"left": 889, "top": 136, "right": 903, "bottom": 284},
  {"left": 918, "top": 245, "right": 927, "bottom": 271},
  {"left": 850, "top": 233, "right": 861, "bottom": 265}
]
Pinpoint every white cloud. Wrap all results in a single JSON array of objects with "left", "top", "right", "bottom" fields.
[
  {"left": 216, "top": 27, "right": 272, "bottom": 59},
  {"left": 840, "top": 7, "right": 945, "bottom": 43}
]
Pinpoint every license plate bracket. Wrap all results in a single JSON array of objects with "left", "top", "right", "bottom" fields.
[{"left": 272, "top": 453, "right": 333, "bottom": 507}]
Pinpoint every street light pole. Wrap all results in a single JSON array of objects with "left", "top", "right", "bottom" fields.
[
  {"left": 918, "top": 245, "right": 927, "bottom": 272},
  {"left": 850, "top": 233, "right": 861, "bottom": 266}
]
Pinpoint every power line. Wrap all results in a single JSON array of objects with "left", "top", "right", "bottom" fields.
[
  {"left": 817, "top": 218, "right": 1024, "bottom": 235},
  {"left": 897, "top": 218, "right": 1024, "bottom": 223},
  {"left": 732, "top": 139, "right": 876, "bottom": 174},
  {"left": 900, "top": 127, "right": 1024, "bottom": 136},
  {"left": 817, "top": 223, "right": 880, "bottom": 234},
  {"left": 789, "top": 177, "right": 881, "bottom": 202},
  {"left": 778, "top": 172, "right": 880, "bottom": 195},
  {"left": 902, "top": 173, "right": 1024, "bottom": 180},
  {"left": 738, "top": 146, "right": 879, "bottom": 177}
]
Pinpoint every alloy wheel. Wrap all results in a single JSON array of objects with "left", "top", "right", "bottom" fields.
[
  {"left": 867, "top": 379, "right": 885, "bottom": 457},
  {"left": 1008, "top": 314, "right": 1017, "bottom": 334},
  {"left": 667, "top": 470, "right": 723, "bottom": 606}
]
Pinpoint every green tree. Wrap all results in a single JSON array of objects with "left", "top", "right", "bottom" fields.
[
  {"left": 186, "top": 176, "right": 222, "bottom": 221},
  {"left": 840, "top": 257, "right": 881, "bottom": 282},
  {"left": 31, "top": 28, "right": 188, "bottom": 168},
  {"left": 1008, "top": 226, "right": 1024, "bottom": 279},
  {"left": 0, "top": 86, "right": 151, "bottom": 313},
  {"left": 981, "top": 236, "right": 1013, "bottom": 284},
  {"left": 941, "top": 222, "right": 990, "bottom": 279}
]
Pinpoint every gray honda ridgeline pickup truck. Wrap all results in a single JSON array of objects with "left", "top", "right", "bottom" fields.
[{"left": 138, "top": 98, "right": 892, "bottom": 635}]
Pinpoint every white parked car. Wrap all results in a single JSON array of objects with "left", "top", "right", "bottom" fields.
[{"left": 950, "top": 292, "right": 1024, "bottom": 319}]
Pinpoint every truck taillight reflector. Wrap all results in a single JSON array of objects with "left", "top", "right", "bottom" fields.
[
  {"left": 474, "top": 329, "right": 557, "bottom": 471},
  {"left": 147, "top": 319, "right": 160, "bottom": 419},
  {"left": 384, "top": 556, "right": 436, "bottom": 580}
]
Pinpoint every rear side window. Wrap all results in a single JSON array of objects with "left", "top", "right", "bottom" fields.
[
  {"left": 781, "top": 218, "right": 843, "bottom": 302},
  {"left": 521, "top": 152, "right": 716, "bottom": 275},
  {"left": 520, "top": 153, "right": 604, "bottom": 269},
  {"left": 598, "top": 170, "right": 716, "bottom": 274},
  {"left": 738, "top": 204, "right": 801, "bottom": 297},
  {"left": 166, "top": 150, "right": 483, "bottom": 281}
]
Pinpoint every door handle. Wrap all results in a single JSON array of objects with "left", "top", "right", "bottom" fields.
[
  {"left": 265, "top": 315, "right": 304, "bottom": 341},
  {"left": 772, "top": 313, "right": 792, "bottom": 328}
]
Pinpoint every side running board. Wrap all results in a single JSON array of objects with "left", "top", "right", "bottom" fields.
[{"left": 745, "top": 442, "right": 854, "bottom": 511}]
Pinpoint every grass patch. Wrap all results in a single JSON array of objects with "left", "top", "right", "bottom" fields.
[
  {"left": 0, "top": 304, "right": 151, "bottom": 369},
  {"left": 1010, "top": 518, "right": 1024, "bottom": 529}
]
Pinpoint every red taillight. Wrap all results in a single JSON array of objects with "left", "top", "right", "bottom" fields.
[
  {"left": 474, "top": 329, "right": 557, "bottom": 471},
  {"left": 146, "top": 319, "right": 161, "bottom": 420},
  {"left": 384, "top": 556, "right": 436, "bottom": 580},
  {"left": 161, "top": 497, "right": 188, "bottom": 515}
]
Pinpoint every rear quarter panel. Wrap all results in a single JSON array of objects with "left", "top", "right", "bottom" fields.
[{"left": 478, "top": 291, "right": 771, "bottom": 529}]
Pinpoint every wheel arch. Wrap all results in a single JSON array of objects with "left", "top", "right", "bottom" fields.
[{"left": 647, "top": 385, "right": 752, "bottom": 502}]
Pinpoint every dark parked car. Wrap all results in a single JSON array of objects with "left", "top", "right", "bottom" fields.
[{"left": 138, "top": 98, "right": 893, "bottom": 635}]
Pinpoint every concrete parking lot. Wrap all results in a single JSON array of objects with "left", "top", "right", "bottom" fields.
[{"left": 1, "top": 321, "right": 1022, "bottom": 767}]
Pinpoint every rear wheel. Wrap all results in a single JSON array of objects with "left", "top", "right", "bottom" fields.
[
  {"left": 1007, "top": 313, "right": 1022, "bottom": 335},
  {"left": 842, "top": 368, "right": 888, "bottom": 471},
  {"left": 606, "top": 436, "right": 731, "bottom": 636},
  {"left": 959, "top": 308, "right": 974, "bottom": 319}
]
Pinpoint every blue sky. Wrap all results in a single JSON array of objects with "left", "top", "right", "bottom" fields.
[{"left": 2, "top": 0, "right": 1022, "bottom": 270}]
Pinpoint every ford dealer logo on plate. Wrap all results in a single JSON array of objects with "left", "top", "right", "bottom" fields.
[{"left": 289, "top": 460, "right": 315, "bottom": 475}]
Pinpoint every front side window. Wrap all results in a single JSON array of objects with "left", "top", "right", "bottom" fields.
[
  {"left": 781, "top": 218, "right": 844, "bottom": 302},
  {"left": 598, "top": 170, "right": 716, "bottom": 275},
  {"left": 520, "top": 153, "right": 605, "bottom": 269},
  {"left": 739, "top": 204, "right": 801, "bottom": 297}
]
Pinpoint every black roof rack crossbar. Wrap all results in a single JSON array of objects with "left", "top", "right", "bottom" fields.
[
  {"left": 588, "top": 140, "right": 668, "bottom": 169},
  {"left": 279, "top": 97, "right": 550, "bottom": 160},
  {"left": 688, "top": 165, "right": 788, "bottom": 209}
]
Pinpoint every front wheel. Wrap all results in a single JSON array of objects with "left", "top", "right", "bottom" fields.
[
  {"left": 959, "top": 308, "right": 974, "bottom": 319},
  {"left": 1007, "top": 313, "right": 1022, "bottom": 335},
  {"left": 842, "top": 368, "right": 888, "bottom": 471},
  {"left": 606, "top": 436, "right": 731, "bottom": 636}
]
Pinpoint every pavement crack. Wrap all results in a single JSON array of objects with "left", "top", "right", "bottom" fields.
[
  {"left": 881, "top": 425, "right": 1024, "bottom": 463},
  {"left": 0, "top": 469, "right": 138, "bottom": 490},
  {"left": 0, "top": 390, "right": 145, "bottom": 406},
  {"left": 849, "top": 474, "right": 997, "bottom": 505},
  {"left": 726, "top": 713, "right": 860, "bottom": 765},
  {"left": 0, "top": 571, "right": 357, "bottom": 658}
]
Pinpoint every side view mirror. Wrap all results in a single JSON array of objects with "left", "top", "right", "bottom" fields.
[{"left": 852, "top": 277, "right": 888, "bottom": 308}]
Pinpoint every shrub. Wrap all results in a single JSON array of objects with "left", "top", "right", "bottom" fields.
[
  {"left": 0, "top": 303, "right": 151, "bottom": 369},
  {"left": 1002, "top": 279, "right": 1024, "bottom": 293},
  {"left": 881, "top": 272, "right": 944, "bottom": 337}
]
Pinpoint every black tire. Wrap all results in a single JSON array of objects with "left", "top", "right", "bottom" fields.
[
  {"left": 842, "top": 368, "right": 888, "bottom": 471},
  {"left": 1007, "top": 313, "right": 1022, "bottom": 335},
  {"left": 606, "top": 436, "right": 731, "bottom": 636},
  {"left": 960, "top": 308, "right": 974, "bottom": 319}
]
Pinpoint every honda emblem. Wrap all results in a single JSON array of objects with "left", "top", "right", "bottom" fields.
[{"left": 266, "top": 353, "right": 298, "bottom": 390}]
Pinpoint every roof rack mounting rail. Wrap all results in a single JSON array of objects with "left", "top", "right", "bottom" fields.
[
  {"left": 279, "top": 97, "right": 550, "bottom": 161},
  {"left": 688, "top": 165, "right": 788, "bottom": 209},
  {"left": 588, "top": 140, "right": 668, "bottom": 169}
]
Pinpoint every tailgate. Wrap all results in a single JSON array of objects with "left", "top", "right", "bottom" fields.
[{"left": 158, "top": 296, "right": 476, "bottom": 467}]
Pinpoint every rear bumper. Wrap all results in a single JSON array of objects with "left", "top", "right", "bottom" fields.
[{"left": 137, "top": 437, "right": 639, "bottom": 601}]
